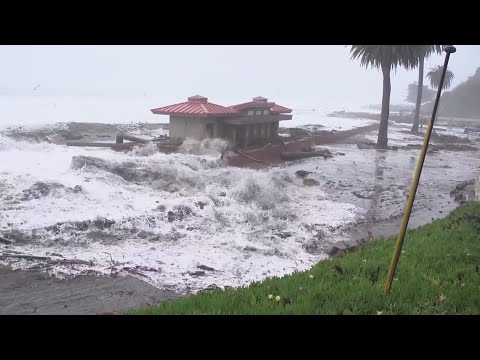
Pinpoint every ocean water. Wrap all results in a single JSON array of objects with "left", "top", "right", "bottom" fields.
[
  {"left": 0, "top": 95, "right": 385, "bottom": 292},
  {"left": 0, "top": 95, "right": 377, "bottom": 131}
]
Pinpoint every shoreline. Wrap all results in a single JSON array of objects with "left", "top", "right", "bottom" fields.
[
  {"left": 0, "top": 119, "right": 478, "bottom": 314},
  {"left": 0, "top": 195, "right": 472, "bottom": 315}
]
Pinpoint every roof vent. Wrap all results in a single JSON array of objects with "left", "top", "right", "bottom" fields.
[
  {"left": 253, "top": 96, "right": 268, "bottom": 102},
  {"left": 188, "top": 95, "right": 208, "bottom": 103}
]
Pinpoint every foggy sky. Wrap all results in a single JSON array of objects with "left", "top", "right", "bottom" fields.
[{"left": 1, "top": 45, "right": 479, "bottom": 107}]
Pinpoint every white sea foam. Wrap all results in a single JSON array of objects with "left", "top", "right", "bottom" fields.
[{"left": 0, "top": 134, "right": 365, "bottom": 292}]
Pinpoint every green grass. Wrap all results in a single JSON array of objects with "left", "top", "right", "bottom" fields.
[{"left": 128, "top": 203, "right": 480, "bottom": 315}]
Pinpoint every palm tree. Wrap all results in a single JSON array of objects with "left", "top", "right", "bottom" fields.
[
  {"left": 349, "top": 45, "right": 423, "bottom": 148},
  {"left": 411, "top": 45, "right": 443, "bottom": 133},
  {"left": 426, "top": 65, "right": 455, "bottom": 90},
  {"left": 426, "top": 65, "right": 455, "bottom": 123}
]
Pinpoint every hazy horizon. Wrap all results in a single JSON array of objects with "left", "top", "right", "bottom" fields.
[{"left": 1, "top": 45, "right": 479, "bottom": 107}]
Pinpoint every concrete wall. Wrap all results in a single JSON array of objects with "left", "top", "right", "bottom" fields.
[{"left": 169, "top": 116, "right": 221, "bottom": 140}]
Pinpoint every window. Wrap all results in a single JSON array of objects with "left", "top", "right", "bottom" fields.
[
  {"left": 255, "top": 110, "right": 262, "bottom": 116},
  {"left": 263, "top": 109, "right": 269, "bottom": 115},
  {"left": 248, "top": 110, "right": 254, "bottom": 116}
]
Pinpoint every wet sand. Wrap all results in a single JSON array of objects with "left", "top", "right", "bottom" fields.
[{"left": 0, "top": 265, "right": 181, "bottom": 315}]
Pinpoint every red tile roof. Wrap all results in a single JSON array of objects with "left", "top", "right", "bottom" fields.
[
  {"left": 230, "top": 96, "right": 292, "bottom": 113},
  {"left": 271, "top": 104, "right": 292, "bottom": 114},
  {"left": 151, "top": 95, "right": 238, "bottom": 117},
  {"left": 151, "top": 95, "right": 292, "bottom": 118},
  {"left": 231, "top": 97, "right": 275, "bottom": 111}
]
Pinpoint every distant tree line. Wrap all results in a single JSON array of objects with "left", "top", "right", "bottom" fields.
[
  {"left": 421, "top": 67, "right": 480, "bottom": 119},
  {"left": 405, "top": 83, "right": 436, "bottom": 104}
]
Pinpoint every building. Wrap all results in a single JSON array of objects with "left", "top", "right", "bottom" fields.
[{"left": 151, "top": 95, "right": 292, "bottom": 148}]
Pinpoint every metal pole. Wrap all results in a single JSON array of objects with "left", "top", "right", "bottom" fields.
[{"left": 384, "top": 45, "right": 456, "bottom": 294}]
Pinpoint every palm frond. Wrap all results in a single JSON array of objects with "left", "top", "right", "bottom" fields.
[
  {"left": 349, "top": 45, "right": 425, "bottom": 71},
  {"left": 426, "top": 65, "right": 455, "bottom": 90}
]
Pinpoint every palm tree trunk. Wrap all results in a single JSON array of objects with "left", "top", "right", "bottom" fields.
[
  {"left": 377, "top": 62, "right": 391, "bottom": 148},
  {"left": 411, "top": 57, "right": 424, "bottom": 133}
]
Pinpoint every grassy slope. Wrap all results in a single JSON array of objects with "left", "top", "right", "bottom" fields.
[{"left": 129, "top": 203, "right": 480, "bottom": 315}]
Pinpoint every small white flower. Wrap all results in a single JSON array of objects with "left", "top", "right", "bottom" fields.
[
  {"left": 275, "top": 296, "right": 281, "bottom": 302},
  {"left": 268, "top": 294, "right": 273, "bottom": 299},
  {"left": 363, "top": 259, "right": 367, "bottom": 263},
  {"left": 376, "top": 311, "right": 383, "bottom": 315},
  {"left": 309, "top": 274, "right": 314, "bottom": 279}
]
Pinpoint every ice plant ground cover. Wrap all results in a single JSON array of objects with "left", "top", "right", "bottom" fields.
[{"left": 129, "top": 203, "right": 480, "bottom": 315}]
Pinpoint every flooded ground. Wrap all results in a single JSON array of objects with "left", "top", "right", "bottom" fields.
[
  {"left": 290, "top": 136, "right": 478, "bottom": 241},
  {"left": 0, "top": 119, "right": 478, "bottom": 314}
]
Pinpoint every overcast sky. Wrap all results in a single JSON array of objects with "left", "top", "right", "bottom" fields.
[{"left": 1, "top": 45, "right": 479, "bottom": 107}]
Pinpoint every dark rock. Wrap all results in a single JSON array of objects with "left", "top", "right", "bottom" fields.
[
  {"left": 356, "top": 238, "right": 367, "bottom": 244},
  {"left": 219, "top": 192, "right": 227, "bottom": 197},
  {"left": 0, "top": 236, "right": 13, "bottom": 245},
  {"left": 303, "top": 240, "right": 323, "bottom": 255},
  {"left": 157, "top": 205, "right": 166, "bottom": 212},
  {"left": 295, "top": 170, "right": 311, "bottom": 178},
  {"left": 276, "top": 231, "right": 292, "bottom": 239},
  {"left": 195, "top": 201, "right": 207, "bottom": 210},
  {"left": 455, "top": 179, "right": 475, "bottom": 191},
  {"left": 332, "top": 242, "right": 347, "bottom": 251},
  {"left": 71, "top": 185, "right": 84, "bottom": 193},
  {"left": 244, "top": 246, "right": 258, "bottom": 252},
  {"left": 303, "top": 178, "right": 320, "bottom": 187},
  {"left": 314, "top": 230, "right": 327, "bottom": 240},
  {"left": 167, "top": 211, "right": 175, "bottom": 222},
  {"left": 137, "top": 230, "right": 150, "bottom": 239},
  {"left": 0, "top": 230, "right": 31, "bottom": 244},
  {"left": 19, "top": 181, "right": 65, "bottom": 200},
  {"left": 72, "top": 221, "right": 87, "bottom": 231},
  {"left": 172, "top": 205, "right": 194, "bottom": 221},
  {"left": 326, "top": 242, "right": 348, "bottom": 256},
  {"left": 197, "top": 265, "right": 215, "bottom": 272},
  {"left": 93, "top": 218, "right": 115, "bottom": 230},
  {"left": 344, "top": 240, "right": 359, "bottom": 251},
  {"left": 331, "top": 249, "right": 346, "bottom": 257},
  {"left": 188, "top": 271, "right": 206, "bottom": 277}
]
